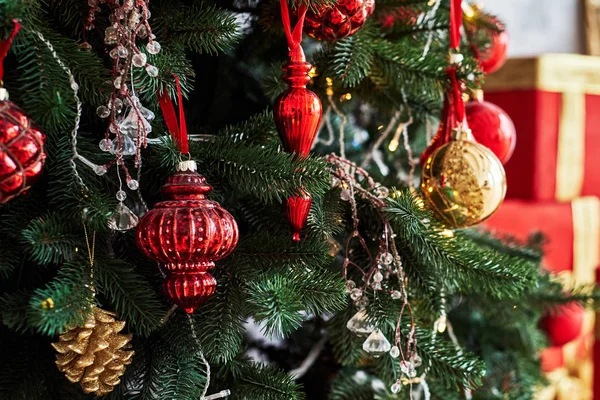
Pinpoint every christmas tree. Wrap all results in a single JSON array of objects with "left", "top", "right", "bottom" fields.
[{"left": 0, "top": 0, "right": 598, "bottom": 399}]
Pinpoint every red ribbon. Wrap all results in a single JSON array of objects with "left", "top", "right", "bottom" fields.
[
  {"left": 280, "top": 0, "right": 307, "bottom": 62},
  {"left": 157, "top": 75, "right": 189, "bottom": 154},
  {"left": 0, "top": 20, "right": 21, "bottom": 82},
  {"left": 449, "top": 0, "right": 462, "bottom": 50}
]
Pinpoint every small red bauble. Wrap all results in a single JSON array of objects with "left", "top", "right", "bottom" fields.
[
  {"left": 304, "top": 0, "right": 375, "bottom": 41},
  {"left": 0, "top": 99, "right": 46, "bottom": 204},
  {"left": 274, "top": 60, "right": 322, "bottom": 241},
  {"left": 466, "top": 95, "right": 516, "bottom": 165},
  {"left": 136, "top": 161, "right": 239, "bottom": 313},
  {"left": 540, "top": 303, "right": 585, "bottom": 347},
  {"left": 479, "top": 30, "right": 508, "bottom": 75}
]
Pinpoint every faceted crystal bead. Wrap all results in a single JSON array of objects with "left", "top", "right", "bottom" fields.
[
  {"left": 374, "top": 186, "right": 389, "bottom": 198},
  {"left": 147, "top": 41, "right": 161, "bottom": 54},
  {"left": 108, "top": 202, "right": 139, "bottom": 231},
  {"left": 391, "top": 382, "right": 401, "bottom": 394},
  {"left": 362, "top": 329, "right": 391, "bottom": 357},
  {"left": 371, "top": 282, "right": 382, "bottom": 291},
  {"left": 345, "top": 280, "right": 356, "bottom": 293},
  {"left": 346, "top": 310, "right": 374, "bottom": 336},
  {"left": 390, "top": 345, "right": 400, "bottom": 358},
  {"left": 96, "top": 105, "right": 110, "bottom": 118},
  {"left": 117, "top": 45, "right": 128, "bottom": 58},
  {"left": 99, "top": 138, "right": 112, "bottom": 152},
  {"left": 137, "top": 25, "right": 148, "bottom": 38},
  {"left": 127, "top": 179, "right": 139, "bottom": 190},
  {"left": 94, "top": 165, "right": 107, "bottom": 176},
  {"left": 104, "top": 26, "right": 117, "bottom": 44},
  {"left": 391, "top": 290, "right": 402, "bottom": 300},
  {"left": 373, "top": 271, "right": 383, "bottom": 283},
  {"left": 146, "top": 64, "right": 159, "bottom": 77},
  {"left": 378, "top": 252, "right": 393, "bottom": 265},
  {"left": 340, "top": 189, "right": 352, "bottom": 201},
  {"left": 400, "top": 360, "right": 417, "bottom": 378},
  {"left": 132, "top": 52, "right": 147, "bottom": 67},
  {"left": 114, "top": 76, "right": 122, "bottom": 89},
  {"left": 349, "top": 288, "right": 362, "bottom": 301},
  {"left": 109, "top": 47, "right": 119, "bottom": 59},
  {"left": 116, "top": 190, "right": 127, "bottom": 201},
  {"left": 411, "top": 353, "right": 423, "bottom": 368}
]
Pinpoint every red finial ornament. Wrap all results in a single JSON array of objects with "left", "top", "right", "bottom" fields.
[
  {"left": 136, "top": 77, "right": 239, "bottom": 313},
  {"left": 0, "top": 21, "right": 46, "bottom": 204},
  {"left": 274, "top": 0, "right": 322, "bottom": 242}
]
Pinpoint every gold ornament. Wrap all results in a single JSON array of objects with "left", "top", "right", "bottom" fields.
[
  {"left": 52, "top": 306, "right": 134, "bottom": 396},
  {"left": 420, "top": 130, "right": 506, "bottom": 228}
]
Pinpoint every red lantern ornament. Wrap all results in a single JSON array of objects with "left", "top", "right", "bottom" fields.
[
  {"left": 275, "top": 0, "right": 322, "bottom": 241},
  {"left": 465, "top": 91, "right": 516, "bottom": 164},
  {"left": 540, "top": 302, "right": 585, "bottom": 347},
  {"left": 136, "top": 161, "right": 239, "bottom": 313},
  {"left": 0, "top": 98, "right": 46, "bottom": 204},
  {"left": 0, "top": 21, "right": 45, "bottom": 204},
  {"left": 303, "top": 0, "right": 375, "bottom": 41},
  {"left": 138, "top": 75, "right": 238, "bottom": 313}
]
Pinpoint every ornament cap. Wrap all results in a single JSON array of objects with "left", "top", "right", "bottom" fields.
[
  {"left": 177, "top": 159, "right": 197, "bottom": 172},
  {"left": 0, "top": 88, "right": 9, "bottom": 101},
  {"left": 470, "top": 89, "right": 484, "bottom": 102},
  {"left": 282, "top": 61, "right": 313, "bottom": 88},
  {"left": 161, "top": 168, "right": 212, "bottom": 200},
  {"left": 450, "top": 128, "right": 472, "bottom": 141}
]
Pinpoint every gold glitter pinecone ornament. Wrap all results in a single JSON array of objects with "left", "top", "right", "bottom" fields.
[
  {"left": 421, "top": 129, "right": 506, "bottom": 228},
  {"left": 52, "top": 306, "right": 134, "bottom": 396}
]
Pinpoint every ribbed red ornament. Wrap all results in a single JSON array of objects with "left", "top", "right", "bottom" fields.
[
  {"left": 136, "top": 162, "right": 239, "bottom": 313},
  {"left": 304, "top": 0, "right": 375, "bottom": 41},
  {"left": 466, "top": 97, "right": 516, "bottom": 164},
  {"left": 274, "top": 60, "right": 322, "bottom": 241},
  {"left": 0, "top": 100, "right": 46, "bottom": 204}
]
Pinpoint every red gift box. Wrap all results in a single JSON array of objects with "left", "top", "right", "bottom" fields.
[
  {"left": 485, "top": 197, "right": 600, "bottom": 399},
  {"left": 484, "top": 54, "right": 600, "bottom": 202}
]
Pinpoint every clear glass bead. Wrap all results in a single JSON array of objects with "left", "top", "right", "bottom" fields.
[
  {"left": 374, "top": 186, "right": 389, "bottom": 198},
  {"left": 362, "top": 329, "right": 391, "bottom": 357},
  {"left": 107, "top": 202, "right": 139, "bottom": 231},
  {"left": 94, "top": 165, "right": 107, "bottom": 176},
  {"left": 411, "top": 353, "right": 422, "bottom": 368},
  {"left": 104, "top": 26, "right": 117, "bottom": 44},
  {"left": 144, "top": 8, "right": 151, "bottom": 19},
  {"left": 345, "top": 280, "right": 356, "bottom": 293},
  {"left": 99, "top": 138, "right": 112, "bottom": 152},
  {"left": 390, "top": 345, "right": 400, "bottom": 358},
  {"left": 137, "top": 25, "right": 148, "bottom": 38},
  {"left": 340, "top": 189, "right": 352, "bottom": 201},
  {"left": 96, "top": 105, "right": 110, "bottom": 118},
  {"left": 79, "top": 42, "right": 92, "bottom": 51},
  {"left": 378, "top": 252, "right": 393, "bottom": 265},
  {"left": 349, "top": 288, "right": 363, "bottom": 301},
  {"left": 117, "top": 45, "right": 128, "bottom": 58},
  {"left": 114, "top": 76, "right": 122, "bottom": 89},
  {"left": 391, "top": 290, "right": 402, "bottom": 300},
  {"left": 391, "top": 382, "right": 401, "bottom": 394},
  {"left": 109, "top": 47, "right": 119, "bottom": 59},
  {"left": 146, "top": 41, "right": 161, "bottom": 54},
  {"left": 132, "top": 52, "right": 147, "bottom": 67},
  {"left": 146, "top": 64, "right": 159, "bottom": 77},
  {"left": 127, "top": 179, "right": 139, "bottom": 190},
  {"left": 371, "top": 282, "right": 382, "bottom": 291},
  {"left": 400, "top": 360, "right": 417, "bottom": 378},
  {"left": 116, "top": 190, "right": 127, "bottom": 201},
  {"left": 346, "top": 310, "right": 374, "bottom": 336},
  {"left": 373, "top": 271, "right": 384, "bottom": 283},
  {"left": 114, "top": 98, "right": 124, "bottom": 113}
]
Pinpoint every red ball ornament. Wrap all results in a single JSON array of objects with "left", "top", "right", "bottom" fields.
[
  {"left": 465, "top": 94, "right": 516, "bottom": 164},
  {"left": 274, "top": 59, "right": 322, "bottom": 242},
  {"left": 479, "top": 29, "right": 508, "bottom": 75},
  {"left": 0, "top": 98, "right": 46, "bottom": 204},
  {"left": 303, "top": 0, "right": 375, "bottom": 41},
  {"left": 136, "top": 161, "right": 239, "bottom": 314},
  {"left": 540, "top": 303, "right": 585, "bottom": 347}
]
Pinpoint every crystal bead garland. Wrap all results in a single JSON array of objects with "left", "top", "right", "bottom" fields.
[
  {"left": 85, "top": 0, "right": 162, "bottom": 231},
  {"left": 362, "top": 329, "right": 391, "bottom": 357}
]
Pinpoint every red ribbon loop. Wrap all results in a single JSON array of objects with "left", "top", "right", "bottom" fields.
[
  {"left": 157, "top": 75, "right": 189, "bottom": 154},
  {"left": 0, "top": 20, "right": 21, "bottom": 82},
  {"left": 449, "top": 0, "right": 462, "bottom": 50},
  {"left": 447, "top": 67, "right": 466, "bottom": 124},
  {"left": 280, "top": 0, "right": 307, "bottom": 62}
]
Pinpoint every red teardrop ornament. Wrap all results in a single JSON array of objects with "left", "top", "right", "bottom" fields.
[
  {"left": 274, "top": 60, "right": 322, "bottom": 241},
  {"left": 136, "top": 162, "right": 239, "bottom": 313},
  {"left": 466, "top": 96, "right": 516, "bottom": 164}
]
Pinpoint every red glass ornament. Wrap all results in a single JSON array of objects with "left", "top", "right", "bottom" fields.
[
  {"left": 274, "top": 60, "right": 322, "bottom": 241},
  {"left": 304, "top": 0, "right": 375, "bottom": 41},
  {"left": 479, "top": 30, "right": 508, "bottom": 75},
  {"left": 136, "top": 161, "right": 239, "bottom": 313},
  {"left": 0, "top": 100, "right": 46, "bottom": 204},
  {"left": 540, "top": 303, "right": 585, "bottom": 347},
  {"left": 466, "top": 96, "right": 516, "bottom": 164}
]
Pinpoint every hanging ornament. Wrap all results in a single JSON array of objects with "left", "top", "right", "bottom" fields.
[
  {"left": 0, "top": 21, "right": 46, "bottom": 204},
  {"left": 540, "top": 302, "right": 585, "bottom": 347},
  {"left": 362, "top": 329, "right": 391, "bottom": 357},
  {"left": 463, "top": 3, "right": 508, "bottom": 75},
  {"left": 275, "top": 0, "right": 323, "bottom": 241},
  {"left": 420, "top": 0, "right": 506, "bottom": 228},
  {"left": 52, "top": 306, "right": 134, "bottom": 396},
  {"left": 136, "top": 77, "right": 239, "bottom": 313},
  {"left": 303, "top": 0, "right": 375, "bottom": 41},
  {"left": 346, "top": 309, "right": 375, "bottom": 336},
  {"left": 465, "top": 90, "right": 516, "bottom": 164}
]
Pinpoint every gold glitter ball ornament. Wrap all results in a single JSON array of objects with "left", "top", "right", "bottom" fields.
[
  {"left": 52, "top": 306, "right": 134, "bottom": 396},
  {"left": 420, "top": 131, "right": 506, "bottom": 228}
]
